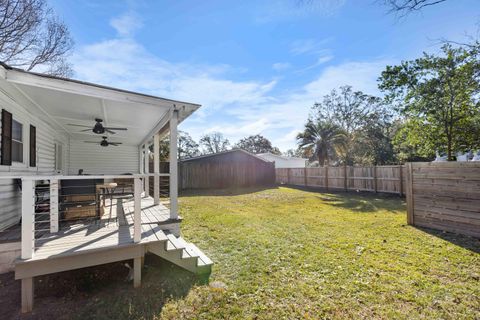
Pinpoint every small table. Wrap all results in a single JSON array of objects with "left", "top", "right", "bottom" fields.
[{"left": 96, "top": 183, "right": 118, "bottom": 217}]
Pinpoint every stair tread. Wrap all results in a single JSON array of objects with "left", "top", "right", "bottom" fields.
[
  {"left": 166, "top": 234, "right": 186, "bottom": 250},
  {"left": 187, "top": 243, "right": 213, "bottom": 266},
  {"left": 176, "top": 237, "right": 200, "bottom": 258}
]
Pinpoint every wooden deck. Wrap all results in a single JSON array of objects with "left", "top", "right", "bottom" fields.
[
  {"left": 23, "top": 196, "right": 178, "bottom": 262},
  {"left": 13, "top": 195, "right": 212, "bottom": 314}
]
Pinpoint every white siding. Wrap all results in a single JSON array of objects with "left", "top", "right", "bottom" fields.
[
  {"left": 68, "top": 140, "right": 139, "bottom": 175},
  {"left": 257, "top": 153, "right": 307, "bottom": 168},
  {"left": 0, "top": 80, "right": 69, "bottom": 231}
]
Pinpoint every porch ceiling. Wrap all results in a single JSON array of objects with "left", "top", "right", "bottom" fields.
[{"left": 3, "top": 65, "right": 200, "bottom": 146}]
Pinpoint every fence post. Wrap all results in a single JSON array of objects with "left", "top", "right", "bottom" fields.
[
  {"left": 287, "top": 168, "right": 292, "bottom": 184},
  {"left": 134, "top": 178, "right": 142, "bottom": 243},
  {"left": 304, "top": 167, "right": 307, "bottom": 186},
  {"left": 405, "top": 163, "right": 414, "bottom": 225},
  {"left": 21, "top": 179, "right": 35, "bottom": 259},
  {"left": 49, "top": 179, "right": 59, "bottom": 233},
  {"left": 399, "top": 165, "right": 403, "bottom": 197},
  {"left": 373, "top": 165, "right": 378, "bottom": 193},
  {"left": 325, "top": 166, "right": 329, "bottom": 191},
  {"left": 343, "top": 165, "right": 347, "bottom": 191}
]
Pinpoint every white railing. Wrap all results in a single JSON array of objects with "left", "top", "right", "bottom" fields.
[{"left": 16, "top": 173, "right": 171, "bottom": 260}]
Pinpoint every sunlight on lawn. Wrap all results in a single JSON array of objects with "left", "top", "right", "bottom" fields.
[{"left": 160, "top": 187, "right": 479, "bottom": 319}]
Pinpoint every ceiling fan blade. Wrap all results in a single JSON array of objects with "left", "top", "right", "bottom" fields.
[
  {"left": 104, "top": 127, "right": 128, "bottom": 131},
  {"left": 68, "top": 124, "right": 91, "bottom": 128},
  {"left": 80, "top": 129, "right": 92, "bottom": 132},
  {"left": 84, "top": 141, "right": 99, "bottom": 143},
  {"left": 109, "top": 142, "right": 122, "bottom": 146},
  {"left": 105, "top": 129, "right": 116, "bottom": 134}
]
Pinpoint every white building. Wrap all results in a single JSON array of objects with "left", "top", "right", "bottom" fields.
[
  {"left": 257, "top": 152, "right": 307, "bottom": 168},
  {"left": 0, "top": 62, "right": 212, "bottom": 312}
]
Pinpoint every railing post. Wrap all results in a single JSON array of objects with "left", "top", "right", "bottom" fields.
[
  {"left": 21, "top": 179, "right": 35, "bottom": 259},
  {"left": 153, "top": 133, "right": 160, "bottom": 205},
  {"left": 134, "top": 178, "right": 142, "bottom": 243},
  {"left": 49, "top": 179, "right": 59, "bottom": 233},
  {"left": 143, "top": 144, "right": 149, "bottom": 197},
  {"left": 169, "top": 109, "right": 179, "bottom": 219}
]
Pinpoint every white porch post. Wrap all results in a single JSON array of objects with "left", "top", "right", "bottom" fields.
[
  {"left": 133, "top": 177, "right": 142, "bottom": 243},
  {"left": 153, "top": 133, "right": 160, "bottom": 205},
  {"left": 21, "top": 179, "right": 35, "bottom": 259},
  {"left": 49, "top": 179, "right": 59, "bottom": 233},
  {"left": 169, "top": 109, "right": 178, "bottom": 219},
  {"left": 143, "top": 144, "right": 149, "bottom": 197}
]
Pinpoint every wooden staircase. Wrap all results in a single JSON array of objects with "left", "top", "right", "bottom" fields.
[{"left": 147, "top": 232, "right": 213, "bottom": 279}]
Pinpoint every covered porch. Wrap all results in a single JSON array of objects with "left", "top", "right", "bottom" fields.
[{"left": 0, "top": 65, "right": 212, "bottom": 313}]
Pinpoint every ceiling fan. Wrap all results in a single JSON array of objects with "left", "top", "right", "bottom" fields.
[
  {"left": 68, "top": 118, "right": 127, "bottom": 134},
  {"left": 84, "top": 136, "right": 122, "bottom": 147}
]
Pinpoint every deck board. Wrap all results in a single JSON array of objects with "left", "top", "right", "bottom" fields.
[{"left": 23, "top": 197, "right": 175, "bottom": 262}]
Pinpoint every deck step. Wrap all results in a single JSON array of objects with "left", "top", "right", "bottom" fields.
[{"left": 147, "top": 235, "right": 212, "bottom": 276}]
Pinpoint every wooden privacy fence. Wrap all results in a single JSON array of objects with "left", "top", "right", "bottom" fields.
[
  {"left": 276, "top": 165, "right": 406, "bottom": 195},
  {"left": 405, "top": 162, "right": 480, "bottom": 238}
]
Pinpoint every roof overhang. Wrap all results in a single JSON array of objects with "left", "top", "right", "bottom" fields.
[{"left": 1, "top": 63, "right": 200, "bottom": 146}]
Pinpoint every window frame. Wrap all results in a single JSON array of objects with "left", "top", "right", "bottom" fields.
[{"left": 11, "top": 117, "right": 27, "bottom": 167}]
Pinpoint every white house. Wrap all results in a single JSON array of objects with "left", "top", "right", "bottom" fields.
[
  {"left": 0, "top": 62, "right": 212, "bottom": 313},
  {"left": 257, "top": 152, "right": 308, "bottom": 168}
]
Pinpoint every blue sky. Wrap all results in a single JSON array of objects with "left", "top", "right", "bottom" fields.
[{"left": 49, "top": 0, "right": 480, "bottom": 151}]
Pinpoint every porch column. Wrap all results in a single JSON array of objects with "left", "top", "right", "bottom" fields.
[
  {"left": 49, "top": 179, "right": 59, "bottom": 233},
  {"left": 153, "top": 133, "right": 160, "bottom": 205},
  {"left": 21, "top": 179, "right": 35, "bottom": 259},
  {"left": 143, "top": 144, "right": 149, "bottom": 197},
  {"left": 169, "top": 109, "right": 178, "bottom": 219}
]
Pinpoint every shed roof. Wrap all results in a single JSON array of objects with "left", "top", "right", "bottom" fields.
[
  {"left": 181, "top": 149, "right": 273, "bottom": 163},
  {"left": 257, "top": 152, "right": 307, "bottom": 161}
]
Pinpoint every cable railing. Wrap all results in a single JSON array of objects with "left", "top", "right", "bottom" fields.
[{"left": 0, "top": 173, "right": 171, "bottom": 260}]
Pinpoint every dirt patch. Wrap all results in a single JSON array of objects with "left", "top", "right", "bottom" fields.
[{"left": 0, "top": 255, "right": 197, "bottom": 319}]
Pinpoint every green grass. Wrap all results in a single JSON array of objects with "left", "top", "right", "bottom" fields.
[
  {"left": 24, "top": 187, "right": 479, "bottom": 319},
  {"left": 160, "top": 187, "right": 479, "bottom": 319}
]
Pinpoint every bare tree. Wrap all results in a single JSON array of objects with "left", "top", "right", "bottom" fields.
[
  {"left": 0, "top": 0, "right": 74, "bottom": 76},
  {"left": 382, "top": 0, "right": 448, "bottom": 15},
  {"left": 199, "top": 132, "right": 230, "bottom": 154}
]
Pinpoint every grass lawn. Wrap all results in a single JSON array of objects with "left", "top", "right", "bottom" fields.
[
  {"left": 3, "top": 187, "right": 478, "bottom": 319},
  {"left": 162, "top": 187, "right": 479, "bottom": 319}
]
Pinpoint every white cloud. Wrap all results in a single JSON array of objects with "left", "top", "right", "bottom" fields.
[
  {"left": 296, "top": 54, "right": 334, "bottom": 73},
  {"left": 290, "top": 38, "right": 331, "bottom": 55},
  {"left": 272, "top": 62, "right": 291, "bottom": 71},
  {"left": 72, "top": 11, "right": 390, "bottom": 152},
  {"left": 254, "top": 0, "right": 346, "bottom": 23},
  {"left": 110, "top": 12, "right": 143, "bottom": 37}
]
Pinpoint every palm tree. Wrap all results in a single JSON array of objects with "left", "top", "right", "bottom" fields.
[{"left": 297, "top": 120, "right": 346, "bottom": 166}]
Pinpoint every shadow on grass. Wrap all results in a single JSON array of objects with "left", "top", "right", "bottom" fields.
[
  {"left": 415, "top": 226, "right": 480, "bottom": 254},
  {"left": 180, "top": 184, "right": 278, "bottom": 197},
  {"left": 285, "top": 184, "right": 405, "bottom": 213},
  {"left": 2, "top": 254, "right": 201, "bottom": 320}
]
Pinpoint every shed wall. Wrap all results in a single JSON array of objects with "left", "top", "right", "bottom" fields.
[{"left": 180, "top": 151, "right": 275, "bottom": 189}]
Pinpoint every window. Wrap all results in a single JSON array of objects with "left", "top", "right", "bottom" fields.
[{"left": 12, "top": 119, "right": 23, "bottom": 163}]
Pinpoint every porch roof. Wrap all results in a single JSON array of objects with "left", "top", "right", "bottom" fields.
[{"left": 0, "top": 62, "right": 201, "bottom": 146}]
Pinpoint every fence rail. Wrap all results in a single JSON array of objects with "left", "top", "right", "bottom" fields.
[
  {"left": 405, "top": 162, "right": 480, "bottom": 238},
  {"left": 276, "top": 165, "right": 406, "bottom": 195}
]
